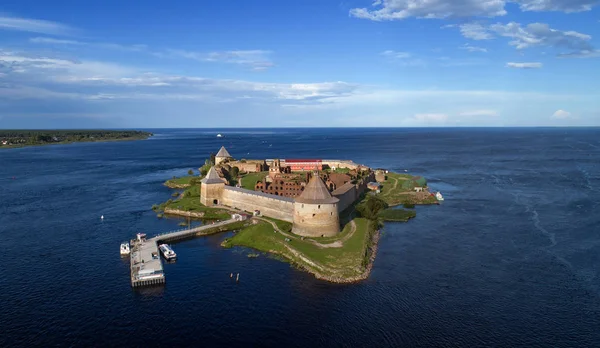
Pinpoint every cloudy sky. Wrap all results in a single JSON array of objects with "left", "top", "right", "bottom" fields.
[{"left": 0, "top": 0, "right": 599, "bottom": 128}]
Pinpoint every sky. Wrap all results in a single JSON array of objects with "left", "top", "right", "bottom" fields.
[{"left": 0, "top": 0, "right": 599, "bottom": 128}]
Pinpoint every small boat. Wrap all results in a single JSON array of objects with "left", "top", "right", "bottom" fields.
[
  {"left": 216, "top": 133, "right": 223, "bottom": 138},
  {"left": 436, "top": 192, "right": 444, "bottom": 201},
  {"left": 101, "top": 215, "right": 104, "bottom": 220},
  {"left": 159, "top": 244, "right": 177, "bottom": 261},
  {"left": 120, "top": 242, "right": 130, "bottom": 256}
]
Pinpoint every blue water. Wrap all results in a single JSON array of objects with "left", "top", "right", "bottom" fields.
[{"left": 1, "top": 128, "right": 599, "bottom": 347}]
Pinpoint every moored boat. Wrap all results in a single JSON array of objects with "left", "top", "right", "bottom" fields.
[
  {"left": 120, "top": 242, "right": 130, "bottom": 255},
  {"left": 158, "top": 244, "right": 177, "bottom": 261},
  {"left": 436, "top": 192, "right": 444, "bottom": 201}
]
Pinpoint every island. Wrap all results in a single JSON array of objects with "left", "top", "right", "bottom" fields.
[
  {"left": 153, "top": 146, "right": 441, "bottom": 283},
  {"left": 0, "top": 130, "right": 153, "bottom": 149}
]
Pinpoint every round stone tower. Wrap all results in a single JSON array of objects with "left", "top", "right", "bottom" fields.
[
  {"left": 293, "top": 173, "right": 340, "bottom": 237},
  {"left": 200, "top": 166, "right": 225, "bottom": 206}
]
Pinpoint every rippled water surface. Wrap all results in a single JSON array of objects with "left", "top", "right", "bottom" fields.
[{"left": 1, "top": 128, "right": 599, "bottom": 347}]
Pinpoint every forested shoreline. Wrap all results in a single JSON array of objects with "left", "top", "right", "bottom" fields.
[{"left": 0, "top": 130, "right": 153, "bottom": 148}]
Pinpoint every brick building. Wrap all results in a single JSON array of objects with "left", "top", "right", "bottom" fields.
[{"left": 284, "top": 159, "right": 323, "bottom": 171}]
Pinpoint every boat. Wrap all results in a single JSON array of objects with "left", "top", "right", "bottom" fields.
[
  {"left": 120, "top": 242, "right": 130, "bottom": 256},
  {"left": 436, "top": 192, "right": 444, "bottom": 201},
  {"left": 158, "top": 244, "right": 177, "bottom": 261},
  {"left": 216, "top": 133, "right": 223, "bottom": 138}
]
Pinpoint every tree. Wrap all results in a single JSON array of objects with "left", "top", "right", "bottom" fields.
[
  {"left": 210, "top": 153, "right": 216, "bottom": 165},
  {"left": 188, "top": 169, "right": 194, "bottom": 175},
  {"left": 230, "top": 166, "right": 240, "bottom": 179},
  {"left": 356, "top": 196, "right": 388, "bottom": 221}
]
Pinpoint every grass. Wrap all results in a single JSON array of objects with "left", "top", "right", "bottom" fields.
[
  {"left": 262, "top": 216, "right": 293, "bottom": 233},
  {"left": 222, "top": 217, "right": 375, "bottom": 279},
  {"left": 378, "top": 208, "right": 417, "bottom": 222},
  {"left": 164, "top": 175, "right": 197, "bottom": 187},
  {"left": 377, "top": 171, "right": 438, "bottom": 206},
  {"left": 240, "top": 171, "right": 268, "bottom": 190},
  {"left": 155, "top": 183, "right": 230, "bottom": 220}
]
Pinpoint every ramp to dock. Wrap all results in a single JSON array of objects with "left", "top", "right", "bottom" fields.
[{"left": 130, "top": 219, "right": 237, "bottom": 287}]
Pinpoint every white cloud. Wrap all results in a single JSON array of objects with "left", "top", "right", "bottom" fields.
[
  {"left": 349, "top": 0, "right": 598, "bottom": 21},
  {"left": 0, "top": 14, "right": 75, "bottom": 35},
  {"left": 516, "top": 0, "right": 598, "bottom": 13},
  {"left": 451, "top": 21, "right": 596, "bottom": 56},
  {"left": 30, "top": 37, "right": 148, "bottom": 52},
  {"left": 29, "top": 37, "right": 81, "bottom": 45},
  {"left": 414, "top": 113, "right": 448, "bottom": 122},
  {"left": 459, "top": 109, "right": 498, "bottom": 116},
  {"left": 161, "top": 49, "right": 274, "bottom": 70},
  {"left": 506, "top": 62, "right": 543, "bottom": 68},
  {"left": 0, "top": 50, "right": 356, "bottom": 102},
  {"left": 490, "top": 22, "right": 593, "bottom": 51},
  {"left": 551, "top": 109, "right": 575, "bottom": 119},
  {"left": 381, "top": 50, "right": 411, "bottom": 59},
  {"left": 460, "top": 43, "right": 488, "bottom": 52},
  {"left": 350, "top": 0, "right": 507, "bottom": 20},
  {"left": 558, "top": 50, "right": 600, "bottom": 58},
  {"left": 380, "top": 50, "right": 426, "bottom": 66},
  {"left": 458, "top": 23, "right": 494, "bottom": 40}
]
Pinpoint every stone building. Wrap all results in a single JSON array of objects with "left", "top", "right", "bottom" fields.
[
  {"left": 228, "top": 159, "right": 267, "bottom": 173},
  {"left": 268, "top": 159, "right": 290, "bottom": 178},
  {"left": 292, "top": 174, "right": 340, "bottom": 237},
  {"left": 324, "top": 173, "right": 351, "bottom": 191},
  {"left": 215, "top": 146, "right": 232, "bottom": 165},
  {"left": 255, "top": 177, "right": 305, "bottom": 198}
]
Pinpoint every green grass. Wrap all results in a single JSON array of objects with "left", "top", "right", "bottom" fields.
[
  {"left": 240, "top": 171, "right": 268, "bottom": 190},
  {"left": 262, "top": 216, "right": 293, "bottom": 233},
  {"left": 164, "top": 175, "right": 197, "bottom": 187},
  {"left": 156, "top": 183, "right": 230, "bottom": 220},
  {"left": 223, "top": 218, "right": 375, "bottom": 279},
  {"left": 377, "top": 171, "right": 437, "bottom": 206},
  {"left": 378, "top": 208, "right": 417, "bottom": 222}
]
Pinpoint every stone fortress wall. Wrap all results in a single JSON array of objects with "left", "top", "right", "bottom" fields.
[
  {"left": 203, "top": 148, "right": 377, "bottom": 236},
  {"left": 221, "top": 187, "right": 294, "bottom": 222}
]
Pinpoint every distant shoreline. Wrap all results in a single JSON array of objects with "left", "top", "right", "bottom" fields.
[{"left": 0, "top": 130, "right": 153, "bottom": 149}]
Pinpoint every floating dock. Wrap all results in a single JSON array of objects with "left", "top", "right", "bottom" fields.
[{"left": 130, "top": 219, "right": 237, "bottom": 287}]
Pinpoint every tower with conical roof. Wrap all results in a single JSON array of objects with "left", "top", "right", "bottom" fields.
[
  {"left": 215, "top": 146, "right": 232, "bottom": 165},
  {"left": 293, "top": 172, "right": 340, "bottom": 237},
  {"left": 200, "top": 166, "right": 225, "bottom": 206}
]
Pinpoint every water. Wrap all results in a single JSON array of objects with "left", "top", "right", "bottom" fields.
[{"left": 1, "top": 128, "right": 599, "bottom": 347}]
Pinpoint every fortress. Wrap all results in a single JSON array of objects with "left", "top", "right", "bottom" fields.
[{"left": 200, "top": 146, "right": 375, "bottom": 237}]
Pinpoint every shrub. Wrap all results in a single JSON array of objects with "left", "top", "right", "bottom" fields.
[{"left": 188, "top": 169, "right": 194, "bottom": 175}]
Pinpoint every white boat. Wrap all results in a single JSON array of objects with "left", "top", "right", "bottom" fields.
[
  {"left": 436, "top": 192, "right": 444, "bottom": 201},
  {"left": 159, "top": 244, "right": 177, "bottom": 261},
  {"left": 217, "top": 133, "right": 223, "bottom": 138},
  {"left": 120, "top": 242, "right": 130, "bottom": 255}
]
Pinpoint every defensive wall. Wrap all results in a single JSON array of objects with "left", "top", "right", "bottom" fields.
[
  {"left": 221, "top": 186, "right": 294, "bottom": 222},
  {"left": 322, "top": 160, "right": 363, "bottom": 170},
  {"left": 332, "top": 171, "right": 376, "bottom": 212}
]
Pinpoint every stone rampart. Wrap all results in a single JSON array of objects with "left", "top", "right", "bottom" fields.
[
  {"left": 322, "top": 160, "right": 363, "bottom": 170},
  {"left": 221, "top": 186, "right": 294, "bottom": 222},
  {"left": 332, "top": 182, "right": 357, "bottom": 213}
]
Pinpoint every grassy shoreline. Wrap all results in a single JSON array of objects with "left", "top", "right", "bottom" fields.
[
  {"left": 0, "top": 130, "right": 153, "bottom": 149},
  {"left": 154, "top": 169, "right": 434, "bottom": 283}
]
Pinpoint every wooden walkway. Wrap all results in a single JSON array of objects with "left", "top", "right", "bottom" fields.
[{"left": 130, "top": 219, "right": 237, "bottom": 287}]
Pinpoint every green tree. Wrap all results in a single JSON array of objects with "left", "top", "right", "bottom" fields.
[
  {"left": 356, "top": 196, "right": 389, "bottom": 221},
  {"left": 210, "top": 153, "right": 216, "bottom": 165},
  {"left": 188, "top": 169, "right": 194, "bottom": 175},
  {"left": 230, "top": 166, "right": 240, "bottom": 178}
]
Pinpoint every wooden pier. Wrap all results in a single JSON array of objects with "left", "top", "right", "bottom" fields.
[{"left": 130, "top": 219, "right": 237, "bottom": 287}]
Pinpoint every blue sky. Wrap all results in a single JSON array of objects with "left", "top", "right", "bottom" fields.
[{"left": 0, "top": 0, "right": 599, "bottom": 128}]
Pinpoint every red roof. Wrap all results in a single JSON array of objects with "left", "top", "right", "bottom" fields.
[{"left": 285, "top": 159, "right": 322, "bottom": 163}]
